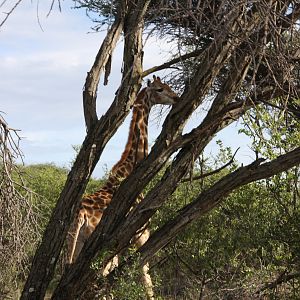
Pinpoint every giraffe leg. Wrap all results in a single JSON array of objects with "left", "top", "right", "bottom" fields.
[
  {"left": 66, "top": 214, "right": 85, "bottom": 264},
  {"left": 102, "top": 255, "right": 119, "bottom": 276},
  {"left": 134, "top": 227, "right": 154, "bottom": 300},
  {"left": 141, "top": 262, "right": 154, "bottom": 300},
  {"left": 73, "top": 221, "right": 95, "bottom": 263}
]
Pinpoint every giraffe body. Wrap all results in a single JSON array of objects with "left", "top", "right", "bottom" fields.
[{"left": 67, "top": 76, "right": 179, "bottom": 299}]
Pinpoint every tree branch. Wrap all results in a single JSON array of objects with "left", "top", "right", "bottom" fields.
[
  {"left": 181, "top": 147, "right": 240, "bottom": 183},
  {"left": 0, "top": 0, "right": 22, "bottom": 28},
  {"left": 83, "top": 13, "right": 124, "bottom": 131},
  {"left": 142, "top": 48, "right": 204, "bottom": 77},
  {"left": 50, "top": 1, "right": 152, "bottom": 298},
  {"left": 139, "top": 147, "right": 300, "bottom": 264},
  {"left": 255, "top": 270, "right": 300, "bottom": 295}
]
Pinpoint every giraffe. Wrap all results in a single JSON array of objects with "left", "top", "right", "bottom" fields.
[{"left": 66, "top": 75, "right": 179, "bottom": 299}]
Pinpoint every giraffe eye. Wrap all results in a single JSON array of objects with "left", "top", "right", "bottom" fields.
[{"left": 156, "top": 88, "right": 163, "bottom": 92}]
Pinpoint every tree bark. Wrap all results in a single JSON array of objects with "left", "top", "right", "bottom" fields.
[
  {"left": 50, "top": 1, "right": 151, "bottom": 299},
  {"left": 83, "top": 16, "right": 124, "bottom": 131}
]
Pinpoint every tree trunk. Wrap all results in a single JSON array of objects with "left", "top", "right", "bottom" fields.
[{"left": 20, "top": 1, "right": 151, "bottom": 298}]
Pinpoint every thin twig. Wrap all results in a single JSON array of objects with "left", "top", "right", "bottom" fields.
[
  {"left": 0, "top": 0, "right": 22, "bottom": 28},
  {"left": 0, "top": 113, "right": 40, "bottom": 292},
  {"left": 181, "top": 148, "right": 240, "bottom": 183},
  {"left": 142, "top": 48, "right": 204, "bottom": 78}
]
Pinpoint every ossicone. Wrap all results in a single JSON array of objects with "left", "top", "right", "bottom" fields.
[{"left": 153, "top": 75, "right": 161, "bottom": 82}]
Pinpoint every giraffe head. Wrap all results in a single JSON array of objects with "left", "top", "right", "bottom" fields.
[{"left": 146, "top": 75, "right": 179, "bottom": 105}]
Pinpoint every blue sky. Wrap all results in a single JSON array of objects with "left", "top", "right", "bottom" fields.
[{"left": 1, "top": 0, "right": 254, "bottom": 178}]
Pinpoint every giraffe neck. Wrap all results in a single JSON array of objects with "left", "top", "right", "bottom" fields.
[{"left": 107, "top": 88, "right": 151, "bottom": 185}]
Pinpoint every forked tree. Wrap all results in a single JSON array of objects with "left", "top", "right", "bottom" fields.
[{"left": 20, "top": 1, "right": 300, "bottom": 299}]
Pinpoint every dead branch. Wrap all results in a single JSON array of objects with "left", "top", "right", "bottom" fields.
[
  {"left": 0, "top": 113, "right": 40, "bottom": 295},
  {"left": 83, "top": 11, "right": 124, "bottom": 130},
  {"left": 0, "top": 0, "right": 63, "bottom": 28},
  {"left": 142, "top": 48, "right": 204, "bottom": 77}
]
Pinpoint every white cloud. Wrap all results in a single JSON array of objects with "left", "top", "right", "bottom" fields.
[{"left": 0, "top": 1, "right": 105, "bottom": 173}]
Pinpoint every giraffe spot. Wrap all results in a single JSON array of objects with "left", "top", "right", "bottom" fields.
[
  {"left": 109, "top": 177, "right": 118, "bottom": 186},
  {"left": 83, "top": 198, "right": 95, "bottom": 206},
  {"left": 119, "top": 165, "right": 129, "bottom": 176},
  {"left": 83, "top": 207, "right": 93, "bottom": 217},
  {"left": 106, "top": 182, "right": 113, "bottom": 188},
  {"left": 128, "top": 153, "right": 134, "bottom": 160},
  {"left": 94, "top": 211, "right": 102, "bottom": 219},
  {"left": 101, "top": 186, "right": 110, "bottom": 193},
  {"left": 116, "top": 169, "right": 124, "bottom": 178},
  {"left": 90, "top": 216, "right": 99, "bottom": 227},
  {"left": 90, "top": 195, "right": 99, "bottom": 200},
  {"left": 101, "top": 192, "right": 111, "bottom": 200},
  {"left": 125, "top": 163, "right": 133, "bottom": 173},
  {"left": 106, "top": 187, "right": 114, "bottom": 194}
]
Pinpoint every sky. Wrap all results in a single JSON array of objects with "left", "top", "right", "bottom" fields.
[{"left": 1, "top": 0, "right": 254, "bottom": 178}]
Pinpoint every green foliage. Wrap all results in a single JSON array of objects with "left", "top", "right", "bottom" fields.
[
  {"left": 19, "top": 164, "right": 68, "bottom": 225},
  {"left": 150, "top": 137, "right": 300, "bottom": 299},
  {"left": 113, "top": 257, "right": 146, "bottom": 300},
  {"left": 152, "top": 177, "right": 300, "bottom": 298},
  {"left": 18, "top": 163, "right": 103, "bottom": 230},
  {"left": 11, "top": 123, "right": 299, "bottom": 299},
  {"left": 240, "top": 102, "right": 300, "bottom": 159}
]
